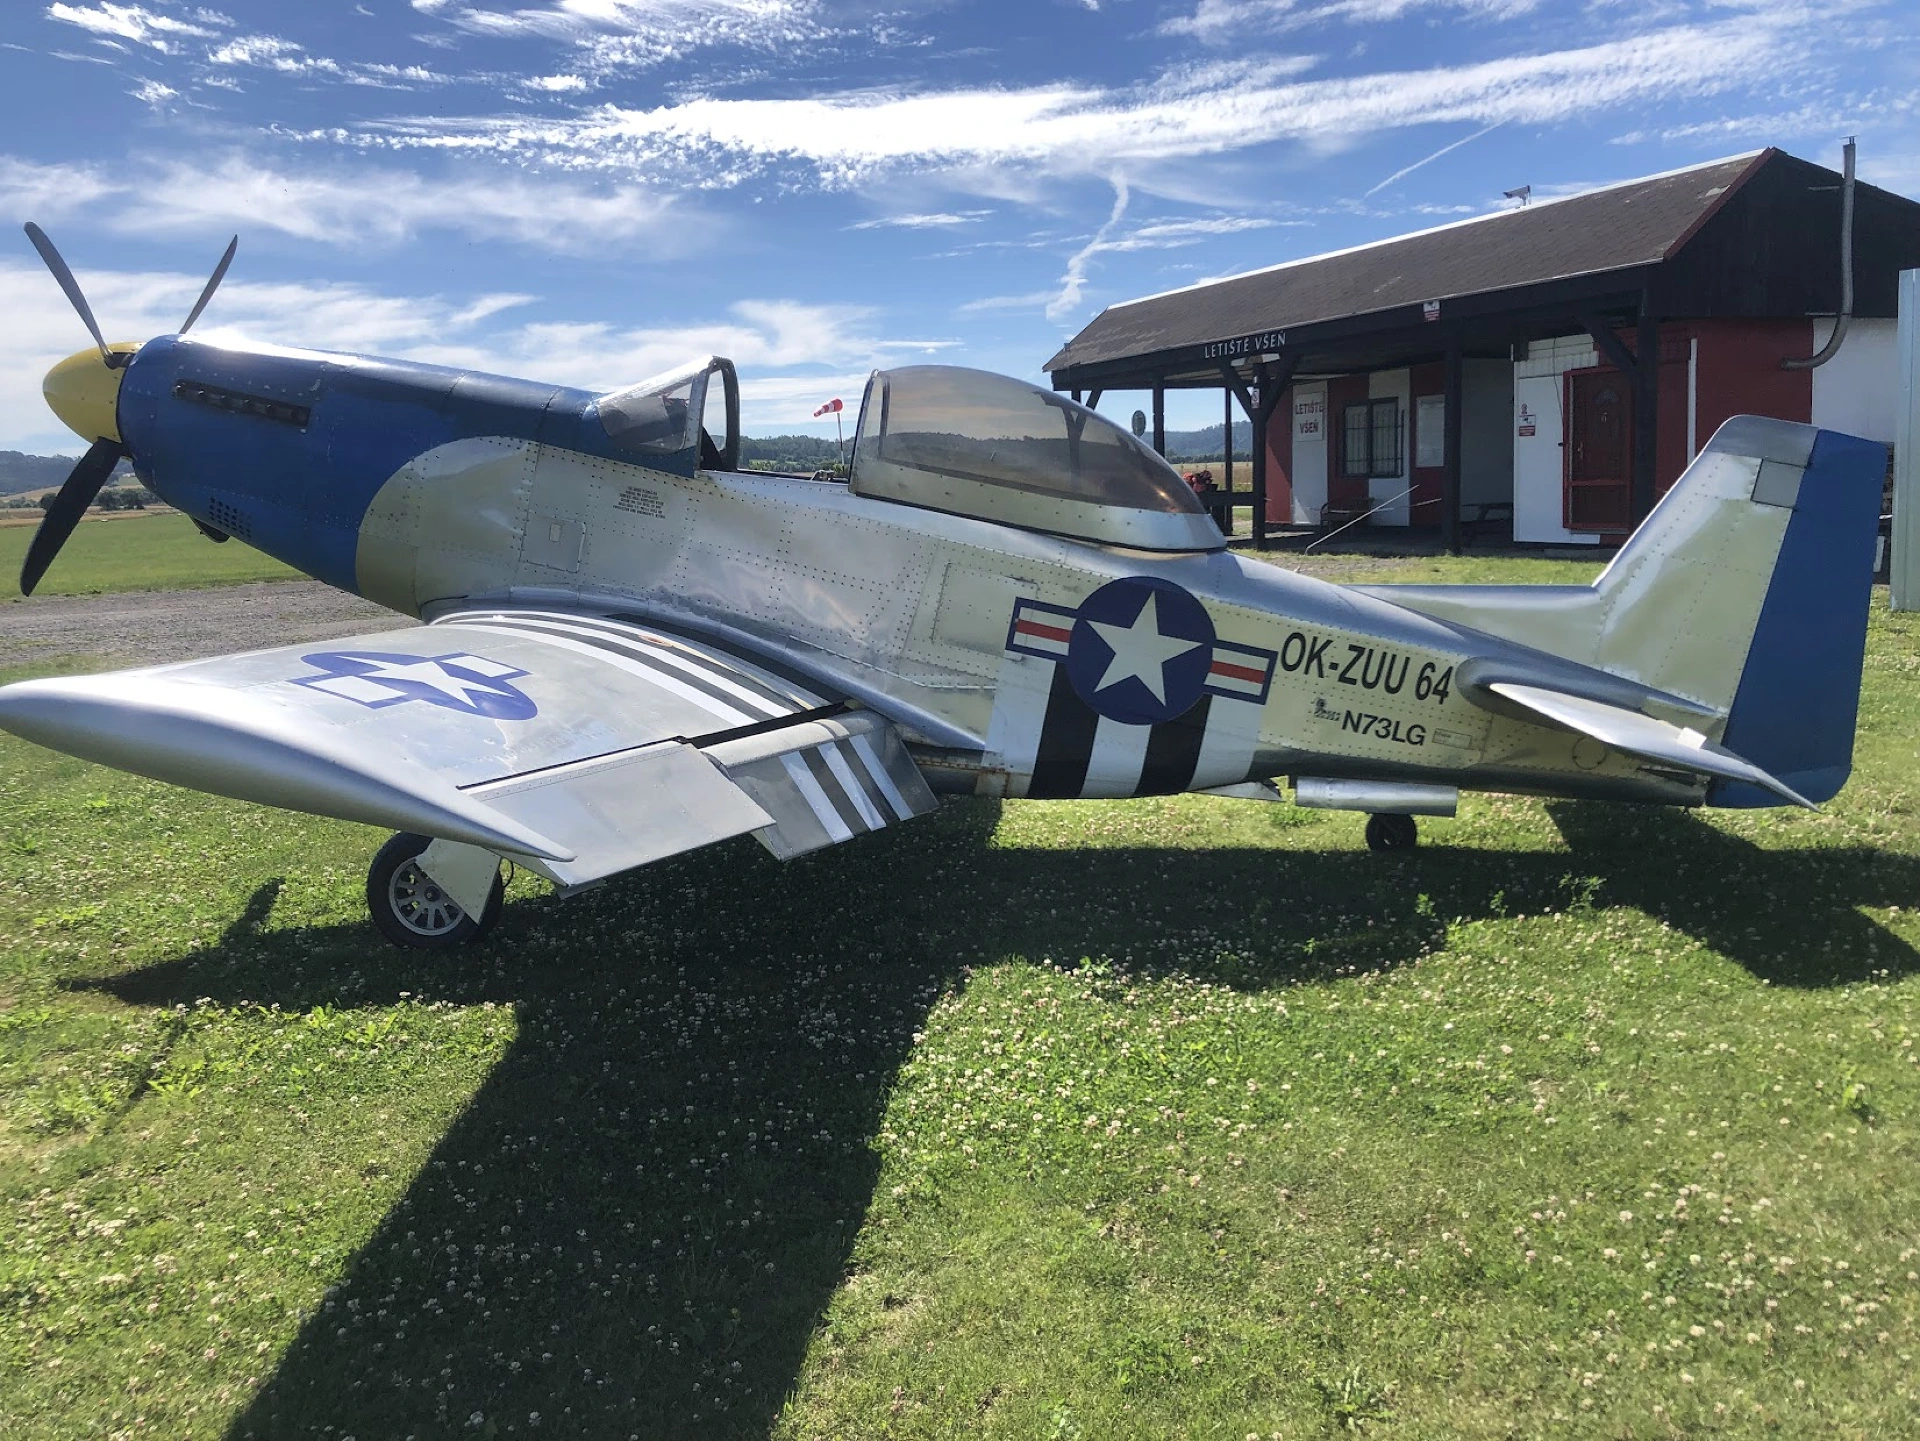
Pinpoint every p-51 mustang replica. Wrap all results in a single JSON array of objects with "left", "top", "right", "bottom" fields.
[{"left": 0, "top": 228, "right": 1887, "bottom": 947}]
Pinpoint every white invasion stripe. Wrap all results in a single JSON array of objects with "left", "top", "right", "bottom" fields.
[
  {"left": 497, "top": 610, "right": 827, "bottom": 709},
  {"left": 454, "top": 623, "right": 754, "bottom": 726},
  {"left": 849, "top": 732, "right": 913, "bottom": 819},
  {"left": 1192, "top": 693, "right": 1262, "bottom": 790},
  {"left": 986, "top": 654, "right": 1054, "bottom": 793},
  {"left": 820, "top": 743, "right": 887, "bottom": 830},
  {"left": 780, "top": 751, "right": 853, "bottom": 842},
  {"left": 1080, "top": 715, "right": 1152, "bottom": 798},
  {"left": 463, "top": 614, "right": 795, "bottom": 718}
]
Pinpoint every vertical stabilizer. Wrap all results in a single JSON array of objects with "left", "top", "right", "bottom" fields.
[{"left": 1361, "top": 415, "right": 1886, "bottom": 804}]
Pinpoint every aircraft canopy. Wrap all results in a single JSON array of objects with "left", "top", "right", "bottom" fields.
[{"left": 848, "top": 365, "right": 1224, "bottom": 552}]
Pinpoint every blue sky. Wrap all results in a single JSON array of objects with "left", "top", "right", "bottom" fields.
[{"left": 0, "top": 0, "right": 1914, "bottom": 453}]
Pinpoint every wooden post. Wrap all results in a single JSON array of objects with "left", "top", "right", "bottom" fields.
[
  {"left": 1251, "top": 379, "right": 1268, "bottom": 550},
  {"left": 1152, "top": 385, "right": 1166, "bottom": 456},
  {"left": 1633, "top": 292, "right": 1659, "bottom": 525},
  {"left": 1443, "top": 330, "right": 1463, "bottom": 555}
]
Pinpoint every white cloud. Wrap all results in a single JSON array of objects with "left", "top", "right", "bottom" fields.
[
  {"left": 0, "top": 256, "right": 953, "bottom": 446},
  {"left": 0, "top": 153, "right": 690, "bottom": 255},
  {"left": 341, "top": 18, "right": 1811, "bottom": 189},
  {"left": 45, "top": 2, "right": 223, "bottom": 53},
  {"left": 955, "top": 290, "right": 1063, "bottom": 314},
  {"left": 206, "top": 31, "right": 446, "bottom": 84},
  {"left": 129, "top": 76, "right": 177, "bottom": 105},
  {"left": 414, "top": 0, "right": 828, "bottom": 71},
  {"left": 524, "top": 72, "right": 589, "bottom": 91},
  {"left": 1049, "top": 176, "right": 1129, "bottom": 321},
  {"left": 1361, "top": 118, "right": 1501, "bottom": 197},
  {"left": 0, "top": 156, "right": 119, "bottom": 221},
  {"left": 847, "top": 211, "right": 988, "bottom": 230},
  {"left": 1159, "top": 0, "right": 1538, "bottom": 42}
]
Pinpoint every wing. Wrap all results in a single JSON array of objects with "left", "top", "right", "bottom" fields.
[
  {"left": 0, "top": 607, "right": 938, "bottom": 889},
  {"left": 1485, "top": 681, "right": 1815, "bottom": 809}
]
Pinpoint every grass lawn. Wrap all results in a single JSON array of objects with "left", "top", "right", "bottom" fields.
[
  {"left": 0, "top": 511, "right": 298, "bottom": 600},
  {"left": 2, "top": 557, "right": 1919, "bottom": 1438}
]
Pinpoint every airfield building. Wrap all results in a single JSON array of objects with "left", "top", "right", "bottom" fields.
[{"left": 1044, "top": 148, "right": 1920, "bottom": 549}]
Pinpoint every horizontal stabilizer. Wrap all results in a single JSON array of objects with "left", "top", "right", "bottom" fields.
[{"left": 1488, "top": 682, "right": 1815, "bottom": 810}]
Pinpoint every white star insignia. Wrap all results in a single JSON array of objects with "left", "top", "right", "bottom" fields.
[{"left": 1085, "top": 592, "right": 1205, "bottom": 703}]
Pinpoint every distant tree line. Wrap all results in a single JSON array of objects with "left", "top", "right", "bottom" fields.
[
  {"left": 739, "top": 434, "right": 848, "bottom": 471},
  {"left": 734, "top": 419, "right": 1252, "bottom": 472}
]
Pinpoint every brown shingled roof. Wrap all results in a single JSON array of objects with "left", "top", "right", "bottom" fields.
[{"left": 1045, "top": 150, "right": 1767, "bottom": 373}]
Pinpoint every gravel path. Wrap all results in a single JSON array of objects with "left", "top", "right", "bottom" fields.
[
  {"left": 0, "top": 549, "right": 1519, "bottom": 673},
  {"left": 0, "top": 580, "right": 410, "bottom": 670}
]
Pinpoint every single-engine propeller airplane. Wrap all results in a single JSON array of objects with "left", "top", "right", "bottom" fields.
[{"left": 0, "top": 227, "right": 1888, "bottom": 948}]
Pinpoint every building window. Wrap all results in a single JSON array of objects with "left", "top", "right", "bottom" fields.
[{"left": 1341, "top": 398, "right": 1402, "bottom": 478}]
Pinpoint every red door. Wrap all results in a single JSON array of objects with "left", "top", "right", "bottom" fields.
[{"left": 1565, "top": 371, "right": 1632, "bottom": 533}]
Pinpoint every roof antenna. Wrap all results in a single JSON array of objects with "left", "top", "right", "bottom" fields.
[
  {"left": 1503, "top": 185, "right": 1530, "bottom": 206},
  {"left": 1784, "top": 137, "right": 1855, "bottom": 370}
]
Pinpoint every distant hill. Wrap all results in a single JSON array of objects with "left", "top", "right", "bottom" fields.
[
  {"left": 1162, "top": 420, "right": 1253, "bottom": 462},
  {"left": 0, "top": 450, "right": 137, "bottom": 496},
  {"left": 0, "top": 451, "right": 82, "bottom": 496}
]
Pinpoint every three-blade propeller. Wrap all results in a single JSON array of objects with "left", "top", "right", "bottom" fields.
[{"left": 17, "top": 224, "right": 237, "bottom": 596}]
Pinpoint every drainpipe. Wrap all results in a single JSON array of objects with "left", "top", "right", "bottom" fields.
[{"left": 1784, "top": 136, "right": 1856, "bottom": 371}]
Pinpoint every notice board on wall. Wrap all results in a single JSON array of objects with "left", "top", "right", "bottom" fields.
[{"left": 1415, "top": 393, "right": 1446, "bottom": 469}]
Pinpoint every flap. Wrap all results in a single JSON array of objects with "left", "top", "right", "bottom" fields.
[
  {"left": 1488, "top": 682, "right": 1815, "bottom": 809},
  {"left": 468, "top": 741, "right": 774, "bottom": 887}
]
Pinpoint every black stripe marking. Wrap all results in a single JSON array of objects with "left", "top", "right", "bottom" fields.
[
  {"left": 601, "top": 610, "right": 834, "bottom": 706},
  {"left": 800, "top": 745, "right": 870, "bottom": 834},
  {"left": 1028, "top": 666, "right": 1099, "bottom": 799},
  {"left": 548, "top": 613, "right": 818, "bottom": 710},
  {"left": 834, "top": 738, "right": 893, "bottom": 823},
  {"left": 477, "top": 619, "right": 780, "bottom": 719},
  {"left": 1138, "top": 695, "right": 1211, "bottom": 795}
]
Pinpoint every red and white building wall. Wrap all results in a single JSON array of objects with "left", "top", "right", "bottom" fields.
[{"left": 1262, "top": 319, "right": 1900, "bottom": 544}]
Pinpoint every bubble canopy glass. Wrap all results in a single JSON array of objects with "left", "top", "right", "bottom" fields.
[{"left": 849, "top": 366, "right": 1224, "bottom": 552}]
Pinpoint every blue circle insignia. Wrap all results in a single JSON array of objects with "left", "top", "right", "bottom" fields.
[{"left": 1065, "top": 576, "right": 1216, "bottom": 725}]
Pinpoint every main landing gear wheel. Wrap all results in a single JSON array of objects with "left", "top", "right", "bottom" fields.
[
  {"left": 366, "top": 832, "right": 503, "bottom": 950},
  {"left": 1364, "top": 813, "right": 1419, "bottom": 852}
]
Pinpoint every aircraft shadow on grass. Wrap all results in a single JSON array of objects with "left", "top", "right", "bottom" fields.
[{"left": 74, "top": 797, "right": 1920, "bottom": 1439}]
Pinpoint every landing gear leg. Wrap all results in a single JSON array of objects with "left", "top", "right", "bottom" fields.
[
  {"left": 1364, "top": 813, "right": 1418, "bottom": 852},
  {"left": 366, "top": 832, "right": 503, "bottom": 949}
]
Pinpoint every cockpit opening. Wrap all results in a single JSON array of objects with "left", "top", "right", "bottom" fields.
[{"left": 848, "top": 366, "right": 1223, "bottom": 551}]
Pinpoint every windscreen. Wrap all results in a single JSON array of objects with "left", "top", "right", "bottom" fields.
[
  {"left": 857, "top": 366, "right": 1203, "bottom": 515},
  {"left": 596, "top": 361, "right": 709, "bottom": 460}
]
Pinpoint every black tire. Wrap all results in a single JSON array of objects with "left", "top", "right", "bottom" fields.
[
  {"left": 365, "top": 832, "right": 503, "bottom": 950},
  {"left": 1364, "top": 813, "right": 1418, "bottom": 852}
]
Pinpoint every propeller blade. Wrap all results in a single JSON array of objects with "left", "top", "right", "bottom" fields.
[
  {"left": 23, "top": 223, "right": 111, "bottom": 367},
  {"left": 19, "top": 438, "right": 124, "bottom": 597},
  {"left": 178, "top": 235, "right": 237, "bottom": 335}
]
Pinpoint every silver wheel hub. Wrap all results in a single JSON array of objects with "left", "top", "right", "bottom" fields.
[{"left": 388, "top": 858, "right": 466, "bottom": 937}]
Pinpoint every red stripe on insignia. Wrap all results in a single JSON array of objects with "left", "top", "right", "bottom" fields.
[
  {"left": 1016, "top": 619, "right": 1073, "bottom": 643},
  {"left": 1210, "top": 659, "right": 1267, "bottom": 683}
]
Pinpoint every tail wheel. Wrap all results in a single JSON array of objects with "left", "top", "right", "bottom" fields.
[
  {"left": 1364, "top": 813, "right": 1418, "bottom": 852},
  {"left": 366, "top": 832, "right": 503, "bottom": 950}
]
